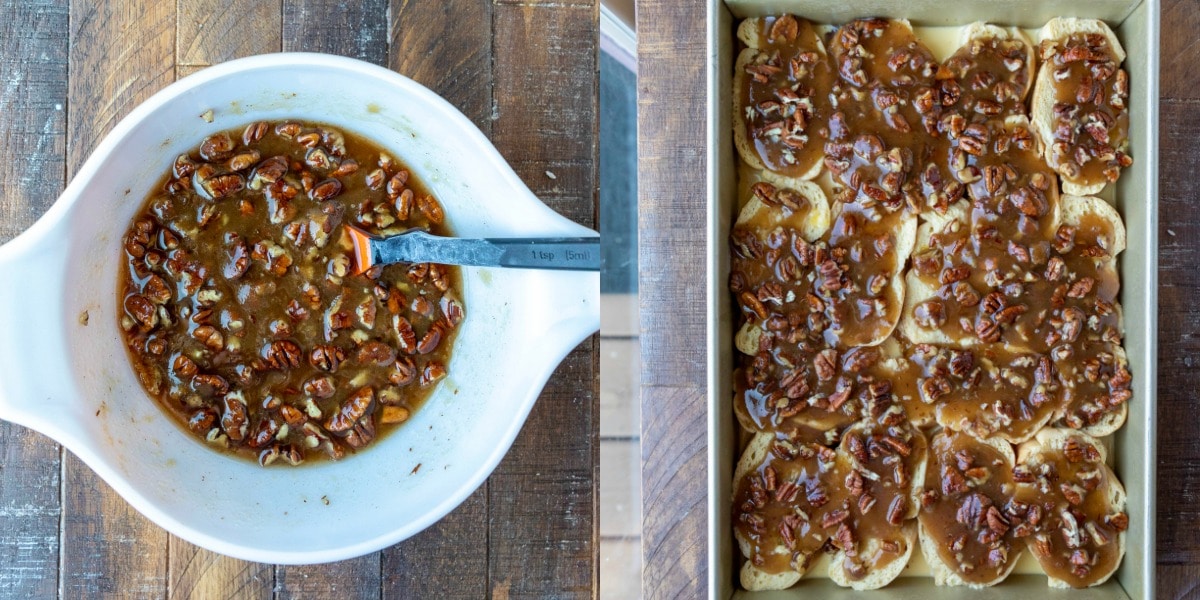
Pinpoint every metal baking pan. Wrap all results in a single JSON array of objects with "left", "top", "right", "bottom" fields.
[{"left": 706, "top": 0, "right": 1159, "bottom": 597}]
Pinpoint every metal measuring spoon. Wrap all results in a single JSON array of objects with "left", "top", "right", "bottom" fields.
[{"left": 347, "top": 226, "right": 600, "bottom": 274}]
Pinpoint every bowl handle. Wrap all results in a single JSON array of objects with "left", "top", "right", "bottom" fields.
[
  {"left": 0, "top": 219, "right": 75, "bottom": 438},
  {"left": 542, "top": 269, "right": 601, "bottom": 346}
]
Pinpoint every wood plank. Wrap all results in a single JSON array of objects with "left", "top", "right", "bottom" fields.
[
  {"left": 600, "top": 337, "right": 640, "bottom": 439},
  {"left": 387, "top": 0, "right": 493, "bottom": 132},
  {"left": 0, "top": 429, "right": 61, "bottom": 599},
  {"left": 486, "top": 343, "right": 597, "bottom": 598},
  {"left": 282, "top": 0, "right": 388, "bottom": 64},
  {"left": 491, "top": 2, "right": 598, "bottom": 227},
  {"left": 275, "top": 558, "right": 380, "bottom": 600},
  {"left": 639, "top": 385, "right": 706, "bottom": 600},
  {"left": 635, "top": 0, "right": 708, "bottom": 597},
  {"left": 167, "top": 537, "right": 272, "bottom": 600},
  {"left": 66, "top": 1, "right": 176, "bottom": 174},
  {"left": 62, "top": 1, "right": 175, "bottom": 598},
  {"left": 600, "top": 538, "right": 642, "bottom": 600},
  {"left": 0, "top": 0, "right": 69, "bottom": 239},
  {"left": 379, "top": 2, "right": 492, "bottom": 596},
  {"left": 1156, "top": 98, "right": 1200, "bottom": 567},
  {"left": 600, "top": 440, "right": 640, "bottom": 538},
  {"left": 169, "top": 4, "right": 283, "bottom": 597},
  {"left": 489, "top": 3, "right": 598, "bottom": 596},
  {"left": 380, "top": 489, "right": 487, "bottom": 600},
  {"left": 177, "top": 0, "right": 281, "bottom": 68},
  {"left": 634, "top": 4, "right": 708, "bottom": 389},
  {"left": 0, "top": 0, "right": 67, "bottom": 594},
  {"left": 1157, "top": 564, "right": 1200, "bottom": 600},
  {"left": 1162, "top": 0, "right": 1200, "bottom": 99}
]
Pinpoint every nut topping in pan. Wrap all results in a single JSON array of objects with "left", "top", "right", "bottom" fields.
[{"left": 1013, "top": 429, "right": 1126, "bottom": 588}]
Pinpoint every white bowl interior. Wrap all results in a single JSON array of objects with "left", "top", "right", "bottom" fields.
[{"left": 0, "top": 55, "right": 597, "bottom": 563}]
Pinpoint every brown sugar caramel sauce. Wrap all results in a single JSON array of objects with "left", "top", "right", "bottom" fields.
[
  {"left": 907, "top": 211, "right": 1129, "bottom": 433},
  {"left": 1013, "top": 436, "right": 1126, "bottom": 587},
  {"left": 732, "top": 421, "right": 925, "bottom": 580},
  {"left": 118, "top": 120, "right": 461, "bottom": 466},
  {"left": 733, "top": 435, "right": 843, "bottom": 573},
  {"left": 831, "top": 421, "right": 926, "bottom": 581},
  {"left": 919, "top": 431, "right": 1024, "bottom": 585},
  {"left": 741, "top": 15, "right": 834, "bottom": 177},
  {"left": 825, "top": 19, "right": 940, "bottom": 213},
  {"left": 1043, "top": 33, "right": 1132, "bottom": 188},
  {"left": 730, "top": 182, "right": 905, "bottom": 436},
  {"left": 907, "top": 343, "right": 1059, "bottom": 444}
]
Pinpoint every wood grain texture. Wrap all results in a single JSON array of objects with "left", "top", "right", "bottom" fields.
[
  {"left": 486, "top": 342, "right": 598, "bottom": 598},
  {"left": 274, "top": 557, "right": 380, "bottom": 600},
  {"left": 381, "top": 489, "right": 488, "bottom": 599},
  {"left": 63, "top": 1, "right": 175, "bottom": 598},
  {"left": 638, "top": 386, "right": 706, "bottom": 599},
  {"left": 177, "top": 0, "right": 282, "bottom": 67},
  {"left": 1159, "top": 10, "right": 1200, "bottom": 596},
  {"left": 66, "top": 0, "right": 176, "bottom": 175},
  {"left": 0, "top": 429, "right": 60, "bottom": 598},
  {"left": 1158, "top": 564, "right": 1200, "bottom": 600},
  {"left": 1161, "top": 0, "right": 1200, "bottom": 99},
  {"left": 168, "top": 537, "right": 272, "bottom": 600},
  {"left": 0, "top": 1, "right": 67, "bottom": 598},
  {"left": 493, "top": 2, "right": 599, "bottom": 226},
  {"left": 635, "top": 0, "right": 708, "bottom": 598},
  {"left": 388, "top": 0, "right": 493, "bottom": 132},
  {"left": 282, "top": 0, "right": 388, "bottom": 64},
  {"left": 0, "top": 0, "right": 68, "bottom": 241},
  {"left": 380, "top": 2, "right": 492, "bottom": 595},
  {"left": 1157, "top": 98, "right": 1200, "bottom": 570},
  {"left": 489, "top": 3, "right": 599, "bottom": 596},
  {"left": 634, "top": 9, "right": 708, "bottom": 389}
]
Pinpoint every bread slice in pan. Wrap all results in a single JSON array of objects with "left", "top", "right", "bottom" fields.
[
  {"left": 736, "top": 173, "right": 832, "bottom": 244},
  {"left": 1031, "top": 18, "right": 1129, "bottom": 196},
  {"left": 733, "top": 431, "right": 836, "bottom": 590},
  {"left": 733, "top": 177, "right": 831, "bottom": 356},
  {"left": 1057, "top": 193, "right": 1127, "bottom": 257},
  {"left": 952, "top": 22, "right": 1037, "bottom": 104},
  {"left": 918, "top": 431, "right": 1024, "bottom": 587},
  {"left": 1054, "top": 342, "right": 1130, "bottom": 438},
  {"left": 1048, "top": 194, "right": 1130, "bottom": 436},
  {"left": 897, "top": 203, "right": 976, "bottom": 347},
  {"left": 1014, "top": 428, "right": 1127, "bottom": 588},
  {"left": 827, "top": 420, "right": 926, "bottom": 589},
  {"left": 734, "top": 433, "right": 807, "bottom": 590},
  {"left": 829, "top": 523, "right": 917, "bottom": 590},
  {"left": 734, "top": 16, "right": 831, "bottom": 179},
  {"left": 824, "top": 201, "right": 918, "bottom": 348}
]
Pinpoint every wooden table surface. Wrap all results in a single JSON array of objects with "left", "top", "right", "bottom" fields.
[
  {"left": 0, "top": 1, "right": 598, "bottom": 598},
  {"left": 637, "top": 0, "right": 1198, "bottom": 598}
]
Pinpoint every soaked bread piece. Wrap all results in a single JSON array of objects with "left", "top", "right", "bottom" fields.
[
  {"left": 1013, "top": 428, "right": 1127, "bottom": 588},
  {"left": 827, "top": 420, "right": 926, "bottom": 589},
  {"left": 732, "top": 431, "right": 840, "bottom": 590},
  {"left": 734, "top": 15, "right": 833, "bottom": 179},
  {"left": 917, "top": 430, "right": 1024, "bottom": 587},
  {"left": 1031, "top": 18, "right": 1132, "bottom": 195}
]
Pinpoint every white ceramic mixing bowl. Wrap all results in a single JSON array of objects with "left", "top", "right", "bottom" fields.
[{"left": 0, "top": 53, "right": 599, "bottom": 564}]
